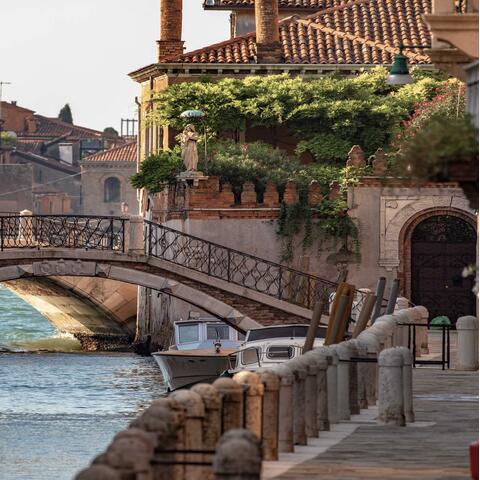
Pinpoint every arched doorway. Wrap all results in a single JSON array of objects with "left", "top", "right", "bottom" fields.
[{"left": 411, "top": 214, "right": 477, "bottom": 323}]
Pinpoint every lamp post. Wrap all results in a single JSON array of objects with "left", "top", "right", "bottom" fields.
[
  {"left": 180, "top": 109, "right": 208, "bottom": 174},
  {"left": 387, "top": 45, "right": 430, "bottom": 86}
]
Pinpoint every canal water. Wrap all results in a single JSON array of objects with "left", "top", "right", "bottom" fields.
[{"left": 0, "top": 285, "right": 166, "bottom": 480}]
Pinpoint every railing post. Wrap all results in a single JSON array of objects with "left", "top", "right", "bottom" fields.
[
  {"left": 278, "top": 266, "right": 283, "bottom": 300},
  {"left": 109, "top": 218, "right": 114, "bottom": 250},
  {"left": 227, "top": 250, "right": 231, "bottom": 282},
  {"left": 208, "top": 243, "right": 212, "bottom": 275},
  {"left": 148, "top": 222, "right": 152, "bottom": 256},
  {"left": 1, "top": 217, "right": 3, "bottom": 251}
]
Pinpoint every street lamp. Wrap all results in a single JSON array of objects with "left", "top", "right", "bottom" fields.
[
  {"left": 180, "top": 109, "right": 208, "bottom": 173},
  {"left": 387, "top": 45, "right": 429, "bottom": 86}
]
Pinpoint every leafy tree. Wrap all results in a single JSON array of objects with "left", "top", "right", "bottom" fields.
[
  {"left": 148, "top": 68, "right": 442, "bottom": 164},
  {"left": 103, "top": 127, "right": 119, "bottom": 137},
  {"left": 58, "top": 103, "right": 73, "bottom": 124}
]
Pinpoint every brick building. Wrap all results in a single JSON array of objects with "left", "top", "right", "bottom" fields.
[
  {"left": 0, "top": 101, "right": 118, "bottom": 214},
  {"left": 80, "top": 142, "right": 139, "bottom": 216}
]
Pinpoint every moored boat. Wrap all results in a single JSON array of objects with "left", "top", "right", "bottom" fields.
[{"left": 152, "top": 316, "right": 243, "bottom": 391}]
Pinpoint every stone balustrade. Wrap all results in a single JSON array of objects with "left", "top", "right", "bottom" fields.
[{"left": 75, "top": 306, "right": 429, "bottom": 480}]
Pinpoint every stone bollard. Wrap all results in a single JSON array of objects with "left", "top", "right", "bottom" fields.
[
  {"left": 357, "top": 332, "right": 381, "bottom": 405},
  {"left": 286, "top": 357, "right": 308, "bottom": 445},
  {"left": 233, "top": 371, "right": 264, "bottom": 439},
  {"left": 272, "top": 364, "right": 294, "bottom": 453},
  {"left": 191, "top": 384, "right": 222, "bottom": 449},
  {"left": 257, "top": 369, "right": 281, "bottom": 460},
  {"left": 308, "top": 349, "right": 330, "bottom": 431},
  {"left": 332, "top": 343, "right": 351, "bottom": 421},
  {"left": 103, "top": 435, "right": 154, "bottom": 480},
  {"left": 130, "top": 400, "right": 181, "bottom": 480},
  {"left": 326, "top": 348, "right": 339, "bottom": 424},
  {"left": 345, "top": 340, "right": 360, "bottom": 415},
  {"left": 378, "top": 348, "right": 406, "bottom": 426},
  {"left": 394, "top": 310, "right": 412, "bottom": 348},
  {"left": 213, "top": 377, "right": 244, "bottom": 432},
  {"left": 18, "top": 209, "right": 33, "bottom": 243},
  {"left": 415, "top": 306, "right": 430, "bottom": 355},
  {"left": 295, "top": 353, "right": 320, "bottom": 438},
  {"left": 396, "top": 347, "right": 414, "bottom": 423},
  {"left": 354, "top": 341, "right": 369, "bottom": 409},
  {"left": 75, "top": 465, "right": 121, "bottom": 480},
  {"left": 213, "top": 429, "right": 262, "bottom": 480},
  {"left": 170, "top": 390, "right": 207, "bottom": 480},
  {"left": 456, "top": 316, "right": 479, "bottom": 371}
]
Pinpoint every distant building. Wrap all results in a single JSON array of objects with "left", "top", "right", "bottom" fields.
[
  {"left": 80, "top": 142, "right": 138, "bottom": 216},
  {"left": 0, "top": 101, "right": 120, "bottom": 214}
]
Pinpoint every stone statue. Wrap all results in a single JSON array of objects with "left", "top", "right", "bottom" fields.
[{"left": 181, "top": 124, "right": 199, "bottom": 172}]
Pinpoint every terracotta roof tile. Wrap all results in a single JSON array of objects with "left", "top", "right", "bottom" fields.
[
  {"left": 20, "top": 115, "right": 103, "bottom": 139},
  {"left": 82, "top": 142, "right": 137, "bottom": 163},
  {"left": 176, "top": 0, "right": 431, "bottom": 65},
  {"left": 205, "top": 0, "right": 345, "bottom": 9}
]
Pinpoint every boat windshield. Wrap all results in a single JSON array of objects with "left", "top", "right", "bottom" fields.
[
  {"left": 246, "top": 325, "right": 326, "bottom": 342},
  {"left": 178, "top": 324, "right": 200, "bottom": 344},
  {"left": 206, "top": 324, "right": 230, "bottom": 340}
]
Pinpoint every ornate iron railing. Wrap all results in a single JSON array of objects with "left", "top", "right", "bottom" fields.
[
  {"left": 0, "top": 215, "right": 126, "bottom": 252},
  {"left": 145, "top": 221, "right": 339, "bottom": 310}
]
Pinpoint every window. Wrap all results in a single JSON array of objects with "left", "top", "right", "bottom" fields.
[
  {"left": 207, "top": 324, "right": 230, "bottom": 341},
  {"left": 104, "top": 177, "right": 121, "bottom": 203},
  {"left": 266, "top": 346, "right": 294, "bottom": 360},
  {"left": 178, "top": 324, "right": 200, "bottom": 344},
  {"left": 241, "top": 347, "right": 260, "bottom": 365}
]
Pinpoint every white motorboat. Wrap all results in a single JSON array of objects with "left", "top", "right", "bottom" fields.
[
  {"left": 228, "top": 324, "right": 327, "bottom": 374},
  {"left": 152, "top": 317, "right": 243, "bottom": 391}
]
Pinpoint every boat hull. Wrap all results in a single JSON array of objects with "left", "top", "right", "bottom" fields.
[{"left": 152, "top": 351, "right": 232, "bottom": 391}]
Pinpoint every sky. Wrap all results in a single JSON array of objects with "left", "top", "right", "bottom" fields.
[{"left": 0, "top": 0, "right": 229, "bottom": 132}]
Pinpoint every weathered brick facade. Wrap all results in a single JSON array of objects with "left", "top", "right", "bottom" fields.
[
  {"left": 255, "top": 0, "right": 282, "bottom": 63},
  {"left": 158, "top": 0, "right": 184, "bottom": 62}
]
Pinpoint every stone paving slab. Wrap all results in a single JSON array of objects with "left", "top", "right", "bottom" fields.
[{"left": 263, "top": 364, "right": 478, "bottom": 479}]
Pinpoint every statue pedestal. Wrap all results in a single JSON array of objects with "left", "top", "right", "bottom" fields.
[{"left": 176, "top": 171, "right": 207, "bottom": 187}]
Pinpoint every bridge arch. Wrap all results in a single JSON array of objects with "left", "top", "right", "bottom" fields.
[{"left": 0, "top": 255, "right": 262, "bottom": 334}]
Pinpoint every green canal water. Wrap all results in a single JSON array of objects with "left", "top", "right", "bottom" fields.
[{"left": 0, "top": 286, "right": 166, "bottom": 480}]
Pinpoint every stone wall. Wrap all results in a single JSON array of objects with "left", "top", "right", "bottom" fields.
[{"left": 0, "top": 163, "right": 33, "bottom": 213}]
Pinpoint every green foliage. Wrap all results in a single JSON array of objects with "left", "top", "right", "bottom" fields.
[
  {"left": 103, "top": 127, "right": 119, "bottom": 137},
  {"left": 391, "top": 80, "right": 478, "bottom": 181},
  {"left": 130, "top": 149, "right": 182, "bottom": 191},
  {"left": 0, "top": 132, "right": 17, "bottom": 148},
  {"left": 149, "top": 68, "right": 444, "bottom": 164},
  {"left": 58, "top": 103, "right": 73, "bottom": 124}
]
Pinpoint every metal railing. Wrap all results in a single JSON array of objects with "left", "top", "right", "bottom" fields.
[
  {"left": 0, "top": 215, "right": 126, "bottom": 252},
  {"left": 145, "top": 221, "right": 339, "bottom": 310}
]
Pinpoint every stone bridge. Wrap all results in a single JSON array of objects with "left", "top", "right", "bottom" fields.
[{"left": 0, "top": 214, "right": 339, "bottom": 334}]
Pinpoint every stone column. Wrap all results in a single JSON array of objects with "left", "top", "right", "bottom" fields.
[
  {"left": 213, "top": 429, "right": 262, "bottom": 480},
  {"left": 130, "top": 398, "right": 182, "bottom": 480},
  {"left": 396, "top": 347, "right": 414, "bottom": 423},
  {"left": 332, "top": 343, "right": 351, "bottom": 421},
  {"left": 415, "top": 306, "right": 430, "bottom": 355},
  {"left": 345, "top": 340, "right": 360, "bottom": 415},
  {"left": 170, "top": 390, "right": 206, "bottom": 480},
  {"left": 356, "top": 332, "right": 380, "bottom": 405},
  {"left": 273, "top": 364, "right": 294, "bottom": 453},
  {"left": 286, "top": 358, "right": 308, "bottom": 445},
  {"left": 297, "top": 354, "right": 320, "bottom": 438},
  {"left": 127, "top": 215, "right": 145, "bottom": 255},
  {"left": 456, "top": 316, "right": 479, "bottom": 370},
  {"left": 191, "top": 383, "right": 222, "bottom": 450},
  {"left": 378, "top": 348, "right": 406, "bottom": 426},
  {"left": 18, "top": 209, "right": 32, "bottom": 243},
  {"left": 326, "top": 348, "right": 339, "bottom": 424},
  {"left": 355, "top": 341, "right": 369, "bottom": 409},
  {"left": 233, "top": 371, "right": 264, "bottom": 439},
  {"left": 309, "top": 349, "right": 330, "bottom": 431},
  {"left": 213, "top": 377, "right": 244, "bottom": 432},
  {"left": 257, "top": 369, "right": 280, "bottom": 460}
]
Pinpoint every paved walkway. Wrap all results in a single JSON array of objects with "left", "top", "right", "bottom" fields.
[{"left": 263, "top": 332, "right": 478, "bottom": 479}]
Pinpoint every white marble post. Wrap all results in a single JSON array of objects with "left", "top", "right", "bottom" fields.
[
  {"left": 378, "top": 348, "right": 405, "bottom": 426},
  {"left": 456, "top": 316, "right": 479, "bottom": 371},
  {"left": 396, "top": 347, "right": 414, "bottom": 423},
  {"left": 332, "top": 343, "right": 351, "bottom": 421},
  {"left": 326, "top": 348, "right": 339, "bottom": 424},
  {"left": 273, "top": 364, "right": 294, "bottom": 453}
]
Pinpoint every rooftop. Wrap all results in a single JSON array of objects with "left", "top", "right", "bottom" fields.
[
  {"left": 204, "top": 0, "right": 337, "bottom": 10},
  {"left": 81, "top": 141, "right": 137, "bottom": 163}
]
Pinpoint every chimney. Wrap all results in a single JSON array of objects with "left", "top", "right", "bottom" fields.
[
  {"left": 255, "top": 0, "right": 282, "bottom": 63},
  {"left": 157, "top": 0, "right": 184, "bottom": 63}
]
